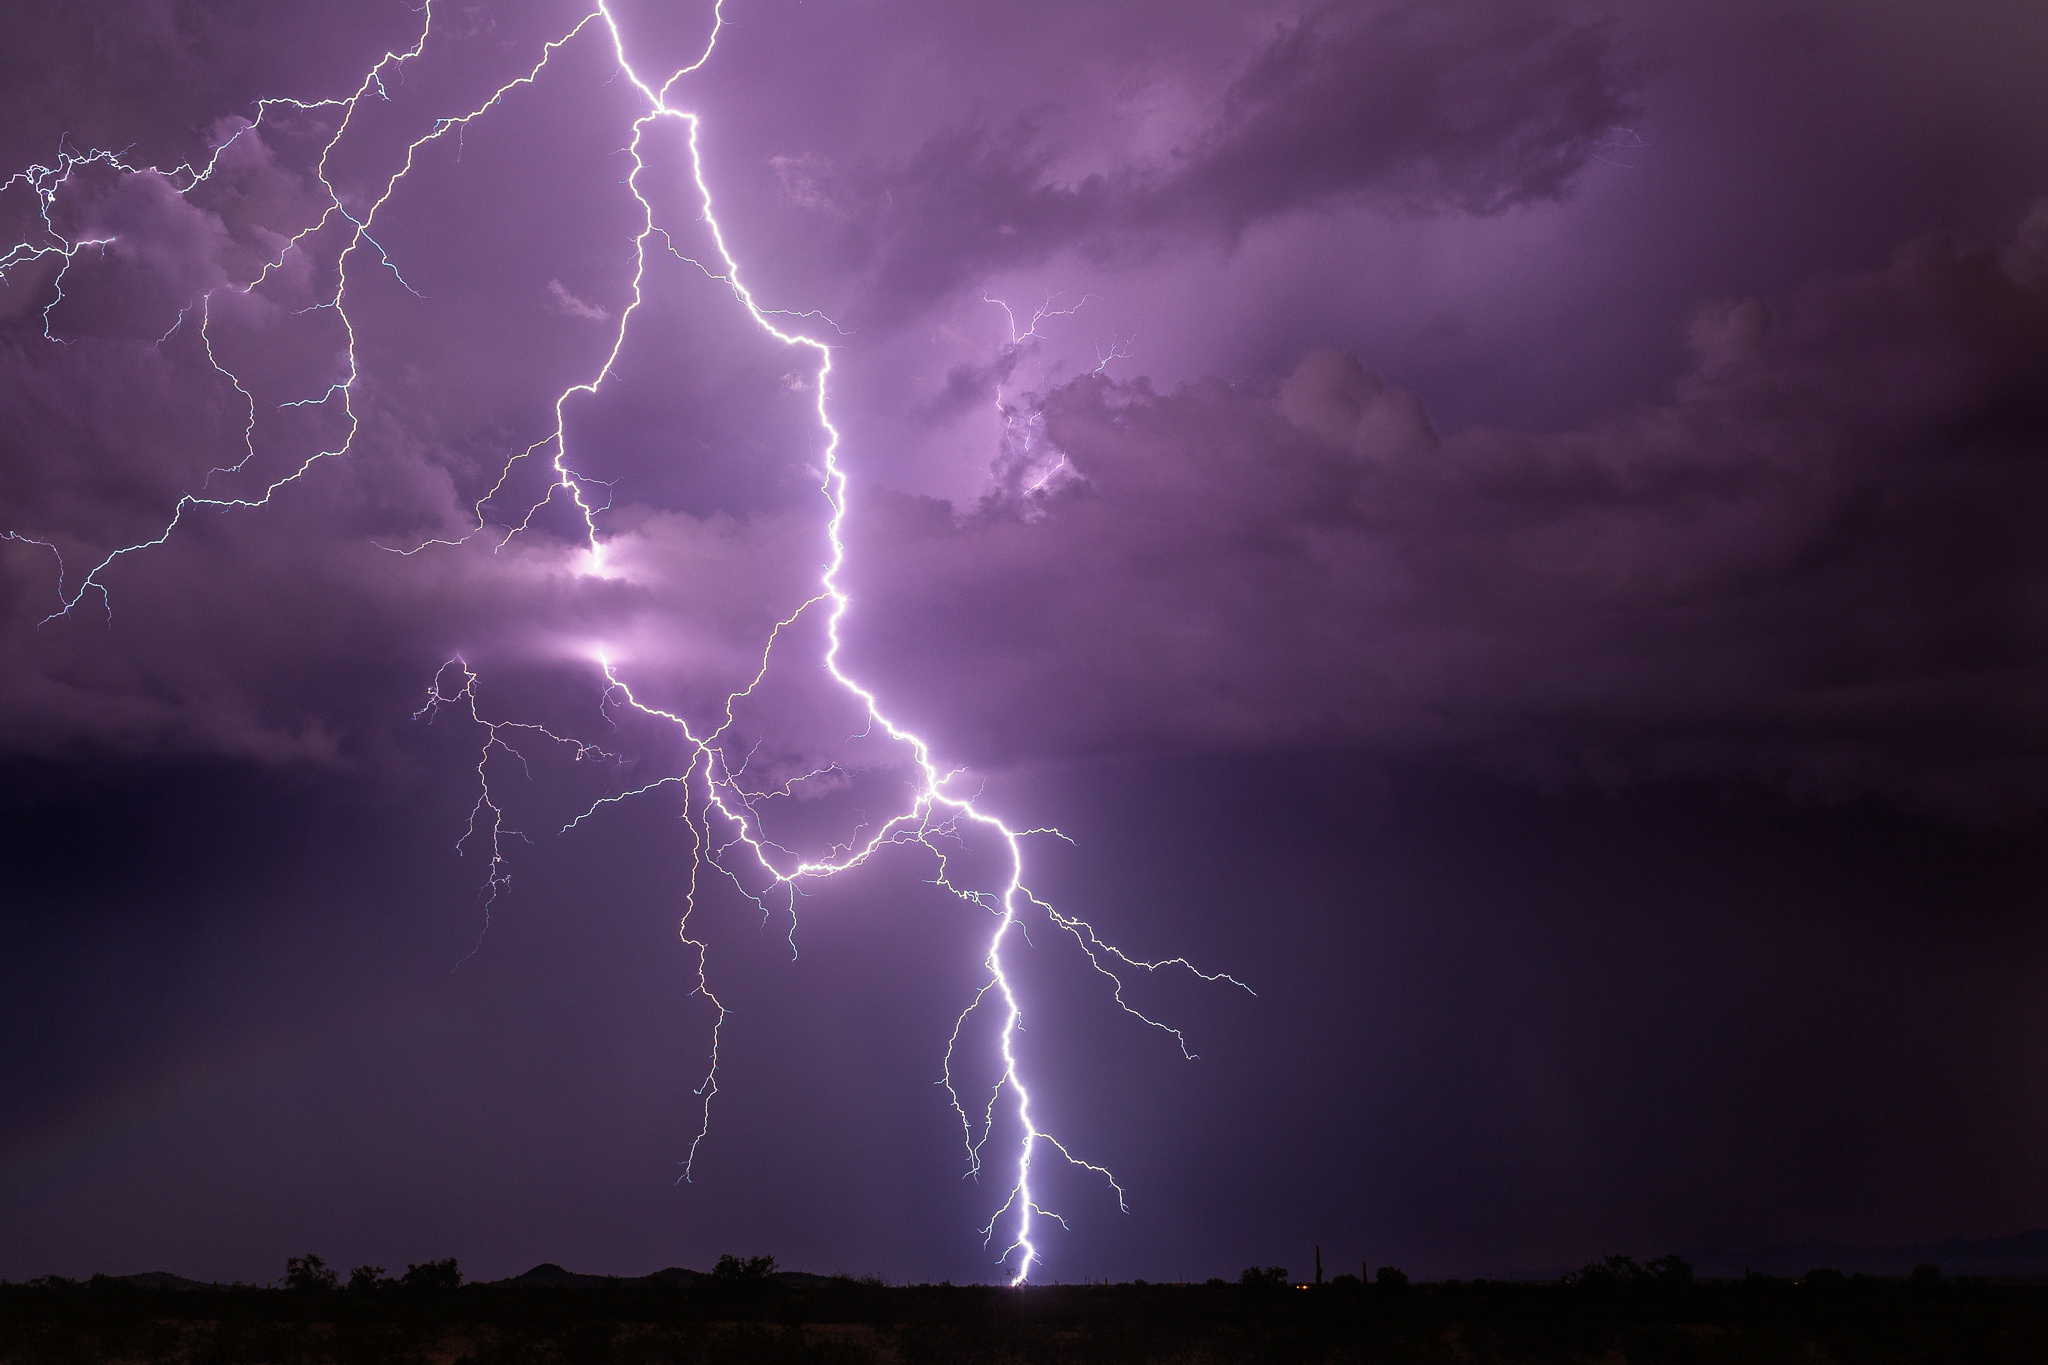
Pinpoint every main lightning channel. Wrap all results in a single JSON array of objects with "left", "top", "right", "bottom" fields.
[{"left": 562, "top": 16, "right": 1251, "bottom": 1277}]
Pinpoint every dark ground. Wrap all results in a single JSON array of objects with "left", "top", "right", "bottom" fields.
[{"left": 5, "top": 1258, "right": 2045, "bottom": 1364}]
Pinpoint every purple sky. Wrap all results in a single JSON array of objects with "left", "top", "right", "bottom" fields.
[{"left": 3, "top": 0, "right": 2046, "bottom": 1285}]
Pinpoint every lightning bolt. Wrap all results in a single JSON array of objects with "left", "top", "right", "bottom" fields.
[
  {"left": 2, "top": 0, "right": 1249, "bottom": 1284},
  {"left": 978, "top": 293, "right": 1135, "bottom": 501}
]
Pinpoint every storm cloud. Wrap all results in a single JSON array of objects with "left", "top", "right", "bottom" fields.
[
  {"left": 786, "top": 0, "right": 1637, "bottom": 321},
  {"left": 846, "top": 207, "right": 2048, "bottom": 813}
]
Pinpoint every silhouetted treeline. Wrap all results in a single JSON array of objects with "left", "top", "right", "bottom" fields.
[{"left": 3, "top": 1256, "right": 2045, "bottom": 1363}]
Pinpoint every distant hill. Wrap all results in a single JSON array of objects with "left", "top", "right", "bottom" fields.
[
  {"left": 1690, "top": 1229, "right": 2048, "bottom": 1279},
  {"left": 498, "top": 1264, "right": 618, "bottom": 1289},
  {"left": 765, "top": 1271, "right": 837, "bottom": 1289},
  {"left": 112, "top": 1272, "right": 215, "bottom": 1291}
]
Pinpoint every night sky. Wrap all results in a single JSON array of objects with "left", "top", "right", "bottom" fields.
[{"left": 3, "top": 0, "right": 2046, "bottom": 1288}]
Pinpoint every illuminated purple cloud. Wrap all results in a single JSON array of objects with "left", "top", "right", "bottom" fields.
[{"left": 843, "top": 210, "right": 2048, "bottom": 813}]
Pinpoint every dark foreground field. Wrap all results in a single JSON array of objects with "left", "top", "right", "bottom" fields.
[{"left": 5, "top": 1262, "right": 2044, "bottom": 1364}]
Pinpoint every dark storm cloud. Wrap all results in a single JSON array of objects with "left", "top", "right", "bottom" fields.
[
  {"left": 0, "top": 410, "right": 825, "bottom": 765},
  {"left": 10, "top": 98, "right": 2045, "bottom": 816},
  {"left": 1152, "top": 1, "right": 1634, "bottom": 231},
  {"left": 915, "top": 347, "right": 1025, "bottom": 429},
  {"left": 0, "top": 43, "right": 833, "bottom": 767},
  {"left": 0, "top": 1, "right": 419, "bottom": 173},
  {"left": 800, "top": 0, "right": 1636, "bottom": 321},
  {"left": 0, "top": 319, "right": 824, "bottom": 770},
  {"left": 844, "top": 206, "right": 2048, "bottom": 813}
]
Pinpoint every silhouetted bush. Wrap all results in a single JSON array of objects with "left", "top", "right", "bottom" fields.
[
  {"left": 403, "top": 1258, "right": 462, "bottom": 1292},
  {"left": 286, "top": 1254, "right": 339, "bottom": 1291},
  {"left": 714, "top": 1254, "right": 778, "bottom": 1284},
  {"left": 1644, "top": 1254, "right": 1693, "bottom": 1286},
  {"left": 1568, "top": 1253, "right": 1693, "bottom": 1296}
]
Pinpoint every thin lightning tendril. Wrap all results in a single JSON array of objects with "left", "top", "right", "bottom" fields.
[
  {"left": 979, "top": 292, "right": 1135, "bottom": 500},
  {"left": 1, "top": 0, "right": 1249, "bottom": 1284}
]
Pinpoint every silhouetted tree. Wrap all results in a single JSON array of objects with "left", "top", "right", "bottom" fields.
[
  {"left": 1375, "top": 1266, "right": 1409, "bottom": 1290},
  {"left": 284, "top": 1255, "right": 337, "bottom": 1291},
  {"left": 347, "top": 1265, "right": 386, "bottom": 1292},
  {"left": 1571, "top": 1253, "right": 1693, "bottom": 1294},
  {"left": 1571, "top": 1255, "right": 1640, "bottom": 1291},
  {"left": 1238, "top": 1266, "right": 1288, "bottom": 1289},
  {"left": 1646, "top": 1254, "right": 1694, "bottom": 1286},
  {"left": 712, "top": 1254, "right": 777, "bottom": 1283},
  {"left": 402, "top": 1258, "right": 462, "bottom": 1292}
]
